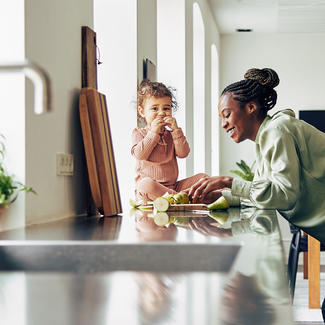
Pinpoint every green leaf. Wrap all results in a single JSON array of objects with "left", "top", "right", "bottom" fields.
[
  {"left": 230, "top": 159, "right": 255, "bottom": 181},
  {"left": 240, "top": 160, "right": 251, "bottom": 174},
  {"left": 0, "top": 134, "right": 36, "bottom": 208},
  {"left": 230, "top": 170, "right": 247, "bottom": 179}
]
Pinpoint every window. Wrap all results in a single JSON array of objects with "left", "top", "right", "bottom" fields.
[{"left": 193, "top": 2, "right": 205, "bottom": 174}]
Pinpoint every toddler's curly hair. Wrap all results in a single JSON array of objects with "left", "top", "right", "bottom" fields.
[{"left": 137, "top": 79, "right": 178, "bottom": 111}]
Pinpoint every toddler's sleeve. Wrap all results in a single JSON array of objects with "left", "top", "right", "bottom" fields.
[
  {"left": 131, "top": 128, "right": 160, "bottom": 160},
  {"left": 171, "top": 128, "right": 190, "bottom": 158}
]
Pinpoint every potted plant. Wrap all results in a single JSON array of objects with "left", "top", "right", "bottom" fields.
[
  {"left": 230, "top": 159, "right": 255, "bottom": 181},
  {"left": 0, "top": 135, "right": 35, "bottom": 212}
]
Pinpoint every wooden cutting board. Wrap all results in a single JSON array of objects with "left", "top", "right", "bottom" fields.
[
  {"left": 140, "top": 203, "right": 209, "bottom": 212},
  {"left": 99, "top": 93, "right": 122, "bottom": 214},
  {"left": 79, "top": 87, "right": 122, "bottom": 216},
  {"left": 79, "top": 91, "right": 102, "bottom": 209}
]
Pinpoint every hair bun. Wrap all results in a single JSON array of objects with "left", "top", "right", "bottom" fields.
[{"left": 244, "top": 68, "right": 279, "bottom": 89}]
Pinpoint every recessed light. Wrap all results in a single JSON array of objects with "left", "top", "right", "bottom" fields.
[{"left": 236, "top": 28, "right": 253, "bottom": 32}]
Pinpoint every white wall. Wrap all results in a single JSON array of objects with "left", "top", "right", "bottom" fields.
[
  {"left": 219, "top": 32, "right": 325, "bottom": 244},
  {"left": 24, "top": 0, "right": 93, "bottom": 225}
]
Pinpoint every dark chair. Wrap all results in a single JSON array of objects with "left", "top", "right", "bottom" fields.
[
  {"left": 288, "top": 224, "right": 308, "bottom": 297},
  {"left": 288, "top": 224, "right": 325, "bottom": 319}
]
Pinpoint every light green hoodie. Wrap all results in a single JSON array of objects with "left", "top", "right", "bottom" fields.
[{"left": 222, "top": 109, "right": 325, "bottom": 242}]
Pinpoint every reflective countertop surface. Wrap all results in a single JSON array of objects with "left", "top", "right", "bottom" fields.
[{"left": 0, "top": 205, "right": 294, "bottom": 325}]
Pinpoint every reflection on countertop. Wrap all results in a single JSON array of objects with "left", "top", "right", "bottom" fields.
[{"left": 0, "top": 206, "right": 294, "bottom": 325}]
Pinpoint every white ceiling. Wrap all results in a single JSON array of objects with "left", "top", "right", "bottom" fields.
[{"left": 208, "top": 0, "right": 325, "bottom": 34}]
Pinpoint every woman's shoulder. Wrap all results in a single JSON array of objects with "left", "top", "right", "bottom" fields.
[
  {"left": 271, "top": 109, "right": 295, "bottom": 123},
  {"left": 266, "top": 109, "right": 296, "bottom": 131},
  {"left": 258, "top": 110, "right": 296, "bottom": 143}
]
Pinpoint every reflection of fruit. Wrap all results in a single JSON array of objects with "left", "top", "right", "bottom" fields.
[
  {"left": 208, "top": 211, "right": 229, "bottom": 225},
  {"left": 172, "top": 216, "right": 189, "bottom": 226},
  {"left": 207, "top": 196, "right": 229, "bottom": 210},
  {"left": 153, "top": 212, "right": 169, "bottom": 226},
  {"left": 129, "top": 208, "right": 138, "bottom": 216},
  {"left": 168, "top": 216, "right": 176, "bottom": 224},
  {"left": 129, "top": 198, "right": 143, "bottom": 208},
  {"left": 153, "top": 197, "right": 170, "bottom": 212}
]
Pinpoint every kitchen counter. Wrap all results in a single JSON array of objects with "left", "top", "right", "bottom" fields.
[{"left": 0, "top": 205, "right": 294, "bottom": 325}]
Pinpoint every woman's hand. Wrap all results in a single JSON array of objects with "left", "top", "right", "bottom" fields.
[
  {"left": 164, "top": 116, "right": 178, "bottom": 131},
  {"left": 186, "top": 176, "right": 233, "bottom": 203},
  {"left": 188, "top": 218, "right": 232, "bottom": 237}
]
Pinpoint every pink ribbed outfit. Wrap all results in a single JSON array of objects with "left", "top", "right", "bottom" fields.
[{"left": 131, "top": 127, "right": 206, "bottom": 201}]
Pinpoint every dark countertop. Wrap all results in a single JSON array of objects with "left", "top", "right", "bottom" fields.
[{"left": 0, "top": 205, "right": 294, "bottom": 325}]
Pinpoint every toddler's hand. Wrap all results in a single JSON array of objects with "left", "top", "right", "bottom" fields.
[
  {"left": 164, "top": 116, "right": 178, "bottom": 131},
  {"left": 150, "top": 117, "right": 165, "bottom": 134}
]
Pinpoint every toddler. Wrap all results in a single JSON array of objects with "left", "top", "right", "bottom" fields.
[{"left": 131, "top": 79, "right": 206, "bottom": 202}]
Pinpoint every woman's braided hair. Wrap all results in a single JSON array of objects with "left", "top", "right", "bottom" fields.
[{"left": 221, "top": 68, "right": 280, "bottom": 113}]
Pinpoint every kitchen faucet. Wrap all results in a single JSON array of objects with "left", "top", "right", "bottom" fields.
[{"left": 0, "top": 60, "right": 51, "bottom": 114}]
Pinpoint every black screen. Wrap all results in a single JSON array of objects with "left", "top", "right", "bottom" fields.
[{"left": 299, "top": 110, "right": 325, "bottom": 133}]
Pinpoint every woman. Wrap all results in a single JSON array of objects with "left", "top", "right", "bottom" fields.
[{"left": 188, "top": 68, "right": 325, "bottom": 241}]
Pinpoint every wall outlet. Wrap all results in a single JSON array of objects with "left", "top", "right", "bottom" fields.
[{"left": 56, "top": 153, "right": 74, "bottom": 176}]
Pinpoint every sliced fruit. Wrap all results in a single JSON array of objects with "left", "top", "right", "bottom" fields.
[
  {"left": 163, "top": 193, "right": 176, "bottom": 204},
  {"left": 173, "top": 192, "right": 190, "bottom": 204},
  {"left": 153, "top": 197, "right": 170, "bottom": 212},
  {"left": 129, "top": 198, "right": 143, "bottom": 208},
  {"left": 179, "top": 192, "right": 190, "bottom": 204},
  {"left": 207, "top": 196, "right": 229, "bottom": 210},
  {"left": 153, "top": 212, "right": 170, "bottom": 226},
  {"left": 139, "top": 205, "right": 153, "bottom": 211}
]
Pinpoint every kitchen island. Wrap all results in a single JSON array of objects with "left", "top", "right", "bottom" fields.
[{"left": 0, "top": 205, "right": 293, "bottom": 325}]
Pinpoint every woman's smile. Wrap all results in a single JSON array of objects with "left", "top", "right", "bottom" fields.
[{"left": 227, "top": 127, "right": 235, "bottom": 138}]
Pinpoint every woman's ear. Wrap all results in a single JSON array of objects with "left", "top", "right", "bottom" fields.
[{"left": 246, "top": 102, "right": 258, "bottom": 114}]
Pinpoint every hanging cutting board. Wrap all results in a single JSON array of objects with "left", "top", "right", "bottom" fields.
[{"left": 82, "top": 26, "right": 97, "bottom": 89}]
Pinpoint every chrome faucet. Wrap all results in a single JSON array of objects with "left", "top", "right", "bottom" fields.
[{"left": 0, "top": 60, "right": 51, "bottom": 114}]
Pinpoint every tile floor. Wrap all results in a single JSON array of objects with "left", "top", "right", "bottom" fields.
[{"left": 293, "top": 272, "right": 325, "bottom": 324}]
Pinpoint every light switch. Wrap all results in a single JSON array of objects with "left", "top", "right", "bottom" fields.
[{"left": 56, "top": 153, "right": 74, "bottom": 176}]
